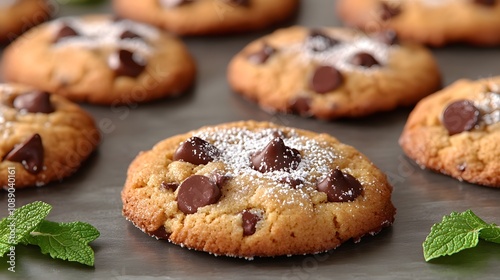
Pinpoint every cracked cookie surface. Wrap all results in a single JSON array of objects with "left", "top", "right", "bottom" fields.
[
  {"left": 122, "top": 121, "right": 396, "bottom": 258},
  {"left": 112, "top": 0, "right": 299, "bottom": 35},
  {"left": 399, "top": 78, "right": 500, "bottom": 188},
  {"left": 0, "top": 84, "right": 100, "bottom": 189},
  {"left": 1, "top": 15, "right": 196, "bottom": 105},
  {"left": 0, "top": 0, "right": 52, "bottom": 43},
  {"left": 227, "top": 26, "right": 441, "bottom": 120},
  {"left": 336, "top": 0, "right": 500, "bottom": 46}
]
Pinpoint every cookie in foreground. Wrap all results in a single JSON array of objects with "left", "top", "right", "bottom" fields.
[
  {"left": 112, "top": 0, "right": 299, "bottom": 35},
  {"left": 1, "top": 15, "right": 195, "bottom": 105},
  {"left": 336, "top": 0, "right": 500, "bottom": 47},
  {"left": 122, "top": 121, "right": 396, "bottom": 258},
  {"left": 0, "top": 84, "right": 100, "bottom": 189},
  {"left": 227, "top": 26, "right": 441, "bottom": 120},
  {"left": 399, "top": 78, "right": 500, "bottom": 188},
  {"left": 0, "top": 0, "right": 52, "bottom": 43}
]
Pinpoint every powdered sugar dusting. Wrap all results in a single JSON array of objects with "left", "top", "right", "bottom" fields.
[
  {"left": 51, "top": 17, "right": 159, "bottom": 55},
  {"left": 475, "top": 91, "right": 500, "bottom": 126}
]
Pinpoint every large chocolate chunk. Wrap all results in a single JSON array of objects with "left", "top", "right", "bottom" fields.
[
  {"left": 173, "top": 137, "right": 220, "bottom": 165},
  {"left": 251, "top": 137, "right": 301, "bottom": 173},
  {"left": 111, "top": 49, "right": 147, "bottom": 77},
  {"left": 442, "top": 100, "right": 480, "bottom": 135},
  {"left": 4, "top": 134, "right": 44, "bottom": 174},
  {"left": 316, "top": 169, "right": 363, "bottom": 202},
  {"left": 350, "top": 52, "right": 380, "bottom": 68},
  {"left": 177, "top": 175, "right": 222, "bottom": 214},
  {"left": 54, "top": 24, "right": 78, "bottom": 42},
  {"left": 307, "top": 29, "right": 339, "bottom": 52},
  {"left": 310, "top": 65, "right": 343, "bottom": 94},
  {"left": 13, "top": 91, "right": 54, "bottom": 114},
  {"left": 248, "top": 44, "right": 276, "bottom": 65},
  {"left": 241, "top": 210, "right": 260, "bottom": 236}
]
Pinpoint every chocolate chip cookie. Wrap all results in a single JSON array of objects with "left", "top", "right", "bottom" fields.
[
  {"left": 122, "top": 121, "right": 396, "bottom": 258},
  {"left": 0, "top": 84, "right": 100, "bottom": 189},
  {"left": 112, "top": 0, "right": 299, "bottom": 35},
  {"left": 399, "top": 78, "right": 500, "bottom": 188},
  {"left": 0, "top": 0, "right": 52, "bottom": 43},
  {"left": 1, "top": 15, "right": 196, "bottom": 105},
  {"left": 336, "top": 0, "right": 500, "bottom": 46},
  {"left": 227, "top": 26, "right": 441, "bottom": 120}
]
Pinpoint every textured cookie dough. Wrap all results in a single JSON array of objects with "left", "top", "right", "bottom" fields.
[
  {"left": 0, "top": 0, "right": 52, "bottom": 43},
  {"left": 399, "top": 78, "right": 500, "bottom": 188},
  {"left": 0, "top": 84, "right": 100, "bottom": 189},
  {"left": 122, "top": 121, "right": 396, "bottom": 258},
  {"left": 336, "top": 0, "right": 500, "bottom": 46},
  {"left": 1, "top": 15, "right": 196, "bottom": 105},
  {"left": 112, "top": 0, "right": 299, "bottom": 35},
  {"left": 227, "top": 26, "right": 441, "bottom": 120}
]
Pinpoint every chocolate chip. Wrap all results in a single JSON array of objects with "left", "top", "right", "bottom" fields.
[
  {"left": 350, "top": 52, "right": 380, "bottom": 68},
  {"left": 473, "top": 0, "right": 496, "bottom": 6},
  {"left": 248, "top": 44, "right": 275, "bottom": 65},
  {"left": 13, "top": 91, "right": 54, "bottom": 114},
  {"left": 380, "top": 2, "right": 401, "bottom": 21},
  {"left": 3, "top": 134, "right": 44, "bottom": 174},
  {"left": 173, "top": 137, "right": 220, "bottom": 165},
  {"left": 279, "top": 177, "right": 304, "bottom": 189},
  {"left": 177, "top": 175, "right": 222, "bottom": 214},
  {"left": 250, "top": 137, "right": 301, "bottom": 173},
  {"left": 225, "top": 0, "right": 250, "bottom": 7},
  {"left": 160, "top": 181, "right": 179, "bottom": 191},
  {"left": 316, "top": 169, "right": 363, "bottom": 202},
  {"left": 148, "top": 226, "right": 170, "bottom": 239},
  {"left": 307, "top": 29, "right": 339, "bottom": 52},
  {"left": 159, "top": 0, "right": 194, "bottom": 8},
  {"left": 241, "top": 210, "right": 260, "bottom": 236},
  {"left": 120, "top": 30, "right": 142, "bottom": 40},
  {"left": 111, "top": 49, "right": 147, "bottom": 78},
  {"left": 442, "top": 100, "right": 480, "bottom": 135},
  {"left": 289, "top": 96, "right": 312, "bottom": 117},
  {"left": 209, "top": 172, "right": 230, "bottom": 188},
  {"left": 310, "top": 66, "right": 343, "bottom": 94},
  {"left": 373, "top": 30, "right": 399, "bottom": 45},
  {"left": 54, "top": 24, "right": 78, "bottom": 42}
]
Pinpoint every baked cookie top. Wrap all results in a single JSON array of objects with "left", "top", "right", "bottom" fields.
[
  {"left": 112, "top": 0, "right": 299, "bottom": 35},
  {"left": 1, "top": 15, "right": 196, "bottom": 105},
  {"left": 228, "top": 26, "right": 441, "bottom": 120},
  {"left": 0, "top": 0, "right": 52, "bottom": 43},
  {"left": 122, "top": 121, "right": 396, "bottom": 258},
  {"left": 336, "top": 0, "right": 500, "bottom": 46},
  {"left": 0, "top": 84, "right": 100, "bottom": 189},
  {"left": 399, "top": 78, "right": 500, "bottom": 187}
]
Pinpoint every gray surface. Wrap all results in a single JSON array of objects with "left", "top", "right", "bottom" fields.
[{"left": 1, "top": 1, "right": 500, "bottom": 279}]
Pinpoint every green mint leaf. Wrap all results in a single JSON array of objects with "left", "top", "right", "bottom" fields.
[
  {"left": 22, "top": 220, "right": 99, "bottom": 266},
  {"left": 479, "top": 224, "right": 500, "bottom": 244},
  {"left": 0, "top": 201, "right": 51, "bottom": 251}
]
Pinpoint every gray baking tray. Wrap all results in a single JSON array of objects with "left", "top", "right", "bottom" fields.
[{"left": 1, "top": 1, "right": 499, "bottom": 279}]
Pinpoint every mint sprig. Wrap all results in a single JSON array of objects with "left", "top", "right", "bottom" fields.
[
  {"left": 0, "top": 201, "right": 99, "bottom": 266},
  {"left": 423, "top": 210, "right": 500, "bottom": 261}
]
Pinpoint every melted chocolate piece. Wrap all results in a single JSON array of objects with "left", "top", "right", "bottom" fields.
[
  {"left": 177, "top": 175, "right": 221, "bottom": 214},
  {"left": 173, "top": 137, "right": 220, "bottom": 165},
  {"left": 54, "top": 24, "right": 78, "bottom": 42},
  {"left": 350, "top": 52, "right": 380, "bottom": 68},
  {"left": 380, "top": 2, "right": 401, "bottom": 21},
  {"left": 279, "top": 177, "right": 304, "bottom": 189},
  {"left": 4, "top": 134, "right": 44, "bottom": 174},
  {"left": 310, "top": 66, "right": 343, "bottom": 94},
  {"left": 120, "top": 30, "right": 142, "bottom": 40},
  {"left": 241, "top": 210, "right": 260, "bottom": 236},
  {"left": 307, "top": 29, "right": 339, "bottom": 52},
  {"left": 289, "top": 96, "right": 312, "bottom": 117},
  {"left": 248, "top": 44, "right": 276, "bottom": 65},
  {"left": 473, "top": 0, "right": 496, "bottom": 6},
  {"left": 442, "top": 100, "right": 480, "bottom": 135},
  {"left": 13, "top": 91, "right": 54, "bottom": 114},
  {"left": 316, "top": 169, "right": 363, "bottom": 202},
  {"left": 250, "top": 137, "right": 301, "bottom": 173},
  {"left": 160, "top": 181, "right": 179, "bottom": 191},
  {"left": 112, "top": 49, "right": 147, "bottom": 77}
]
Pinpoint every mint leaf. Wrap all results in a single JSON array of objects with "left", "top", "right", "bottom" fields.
[
  {"left": 22, "top": 220, "right": 99, "bottom": 266},
  {"left": 0, "top": 201, "right": 51, "bottom": 253},
  {"left": 423, "top": 210, "right": 500, "bottom": 261}
]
